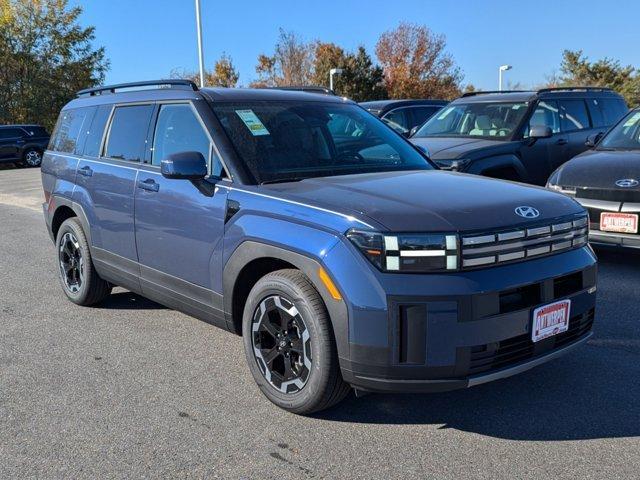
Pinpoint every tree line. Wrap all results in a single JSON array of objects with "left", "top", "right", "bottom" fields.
[{"left": 1, "top": 0, "right": 639, "bottom": 132}]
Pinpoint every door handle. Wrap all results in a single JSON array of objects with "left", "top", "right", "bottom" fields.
[
  {"left": 78, "top": 166, "right": 93, "bottom": 177},
  {"left": 138, "top": 178, "right": 159, "bottom": 192},
  {"left": 555, "top": 138, "right": 568, "bottom": 146}
]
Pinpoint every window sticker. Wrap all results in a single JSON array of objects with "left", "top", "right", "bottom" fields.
[{"left": 235, "top": 109, "right": 270, "bottom": 136}]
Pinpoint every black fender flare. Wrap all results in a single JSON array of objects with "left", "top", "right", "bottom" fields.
[
  {"left": 223, "top": 241, "right": 350, "bottom": 362},
  {"left": 467, "top": 154, "right": 527, "bottom": 180},
  {"left": 49, "top": 195, "right": 92, "bottom": 246}
]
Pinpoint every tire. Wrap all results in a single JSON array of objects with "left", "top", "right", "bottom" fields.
[
  {"left": 242, "top": 269, "right": 350, "bottom": 414},
  {"left": 22, "top": 148, "right": 42, "bottom": 167},
  {"left": 56, "top": 217, "right": 111, "bottom": 306}
]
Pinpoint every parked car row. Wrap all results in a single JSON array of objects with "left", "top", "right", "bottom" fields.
[{"left": 42, "top": 80, "right": 598, "bottom": 414}]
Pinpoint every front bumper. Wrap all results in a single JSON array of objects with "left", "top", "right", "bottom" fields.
[{"left": 329, "top": 246, "right": 597, "bottom": 393}]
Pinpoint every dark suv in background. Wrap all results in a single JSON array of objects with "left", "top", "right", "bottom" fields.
[
  {"left": 410, "top": 88, "right": 628, "bottom": 185},
  {"left": 42, "top": 80, "right": 596, "bottom": 414},
  {"left": 0, "top": 124, "right": 50, "bottom": 167},
  {"left": 360, "top": 99, "right": 448, "bottom": 136}
]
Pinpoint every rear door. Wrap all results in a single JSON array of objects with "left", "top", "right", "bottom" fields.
[
  {"left": 0, "top": 127, "right": 24, "bottom": 161},
  {"left": 134, "top": 101, "right": 228, "bottom": 320},
  {"left": 74, "top": 103, "right": 154, "bottom": 290}
]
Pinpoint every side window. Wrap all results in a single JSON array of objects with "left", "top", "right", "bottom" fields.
[
  {"left": 412, "top": 106, "right": 441, "bottom": 127},
  {"left": 50, "top": 107, "right": 93, "bottom": 154},
  {"left": 383, "top": 108, "right": 410, "bottom": 130},
  {"left": 152, "top": 104, "right": 211, "bottom": 167},
  {"left": 559, "top": 100, "right": 590, "bottom": 132},
  {"left": 586, "top": 98, "right": 606, "bottom": 128},
  {"left": 0, "top": 128, "right": 23, "bottom": 139},
  {"left": 84, "top": 105, "right": 112, "bottom": 157},
  {"left": 105, "top": 104, "right": 154, "bottom": 162},
  {"left": 600, "top": 98, "right": 628, "bottom": 125},
  {"left": 526, "top": 100, "right": 560, "bottom": 136}
]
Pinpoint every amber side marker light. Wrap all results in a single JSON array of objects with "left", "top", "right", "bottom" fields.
[{"left": 318, "top": 267, "right": 342, "bottom": 301}]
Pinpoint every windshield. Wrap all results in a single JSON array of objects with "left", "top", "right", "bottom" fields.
[
  {"left": 413, "top": 102, "right": 529, "bottom": 140},
  {"left": 599, "top": 110, "right": 640, "bottom": 150},
  {"left": 212, "top": 101, "right": 432, "bottom": 183}
]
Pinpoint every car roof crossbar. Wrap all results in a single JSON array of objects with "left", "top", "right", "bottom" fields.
[{"left": 77, "top": 79, "right": 199, "bottom": 97}]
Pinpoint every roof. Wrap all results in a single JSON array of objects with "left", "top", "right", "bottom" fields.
[
  {"left": 360, "top": 99, "right": 449, "bottom": 112},
  {"left": 200, "top": 87, "right": 350, "bottom": 104},
  {"left": 456, "top": 87, "right": 623, "bottom": 104}
]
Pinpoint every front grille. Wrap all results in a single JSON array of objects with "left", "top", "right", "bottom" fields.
[
  {"left": 469, "top": 309, "right": 594, "bottom": 375},
  {"left": 461, "top": 214, "right": 588, "bottom": 269}
]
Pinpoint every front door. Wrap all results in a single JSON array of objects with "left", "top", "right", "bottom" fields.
[
  {"left": 0, "top": 127, "right": 23, "bottom": 161},
  {"left": 519, "top": 100, "right": 566, "bottom": 184},
  {"left": 134, "top": 102, "right": 228, "bottom": 322}
]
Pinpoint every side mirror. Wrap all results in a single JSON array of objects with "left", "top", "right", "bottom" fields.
[
  {"left": 161, "top": 151, "right": 207, "bottom": 180},
  {"left": 409, "top": 126, "right": 419, "bottom": 138},
  {"left": 529, "top": 125, "right": 553, "bottom": 139},
  {"left": 585, "top": 132, "right": 603, "bottom": 147}
]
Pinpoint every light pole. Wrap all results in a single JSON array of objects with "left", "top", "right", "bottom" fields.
[
  {"left": 498, "top": 65, "right": 512, "bottom": 91},
  {"left": 195, "top": 0, "right": 206, "bottom": 88},
  {"left": 329, "top": 68, "right": 343, "bottom": 92}
]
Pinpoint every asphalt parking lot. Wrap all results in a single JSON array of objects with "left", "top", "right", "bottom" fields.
[{"left": 1, "top": 166, "right": 639, "bottom": 479}]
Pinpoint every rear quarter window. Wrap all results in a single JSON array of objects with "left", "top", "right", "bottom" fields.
[
  {"left": 600, "top": 98, "right": 628, "bottom": 125},
  {"left": 50, "top": 107, "right": 95, "bottom": 154}
]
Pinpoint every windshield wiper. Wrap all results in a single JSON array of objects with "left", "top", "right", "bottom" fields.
[{"left": 260, "top": 177, "right": 306, "bottom": 185}]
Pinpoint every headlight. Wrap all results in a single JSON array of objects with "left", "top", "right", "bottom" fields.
[
  {"left": 546, "top": 182, "right": 576, "bottom": 195},
  {"left": 346, "top": 230, "right": 459, "bottom": 273}
]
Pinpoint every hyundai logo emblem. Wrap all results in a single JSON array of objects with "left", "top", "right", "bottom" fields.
[
  {"left": 615, "top": 178, "right": 639, "bottom": 188},
  {"left": 515, "top": 206, "right": 540, "bottom": 218}
]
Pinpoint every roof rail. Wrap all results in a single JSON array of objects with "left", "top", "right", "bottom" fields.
[
  {"left": 461, "top": 90, "right": 528, "bottom": 97},
  {"left": 267, "top": 85, "right": 336, "bottom": 95},
  {"left": 536, "top": 86, "right": 614, "bottom": 94},
  {"left": 77, "top": 79, "right": 198, "bottom": 97}
]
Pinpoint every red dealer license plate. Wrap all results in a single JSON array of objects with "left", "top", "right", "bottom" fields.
[
  {"left": 600, "top": 212, "right": 638, "bottom": 233},
  {"left": 532, "top": 299, "right": 571, "bottom": 343}
]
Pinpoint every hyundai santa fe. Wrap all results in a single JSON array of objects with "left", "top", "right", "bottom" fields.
[{"left": 41, "top": 80, "right": 597, "bottom": 414}]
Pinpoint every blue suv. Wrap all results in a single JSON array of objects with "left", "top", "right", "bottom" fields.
[{"left": 42, "top": 80, "right": 597, "bottom": 413}]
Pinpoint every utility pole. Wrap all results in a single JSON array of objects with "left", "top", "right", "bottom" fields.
[
  {"left": 329, "top": 68, "right": 343, "bottom": 92},
  {"left": 498, "top": 65, "right": 512, "bottom": 91},
  {"left": 195, "top": 0, "right": 206, "bottom": 87}
]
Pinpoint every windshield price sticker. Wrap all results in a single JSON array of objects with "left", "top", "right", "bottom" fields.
[{"left": 236, "top": 109, "right": 270, "bottom": 136}]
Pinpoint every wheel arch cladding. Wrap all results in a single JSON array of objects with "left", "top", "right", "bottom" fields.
[
  {"left": 51, "top": 205, "right": 76, "bottom": 240},
  {"left": 50, "top": 196, "right": 93, "bottom": 246},
  {"left": 223, "top": 241, "right": 350, "bottom": 363}
]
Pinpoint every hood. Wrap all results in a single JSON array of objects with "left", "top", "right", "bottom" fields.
[
  {"left": 261, "top": 170, "right": 584, "bottom": 233},
  {"left": 553, "top": 149, "right": 640, "bottom": 189},
  {"left": 410, "top": 137, "right": 508, "bottom": 160}
]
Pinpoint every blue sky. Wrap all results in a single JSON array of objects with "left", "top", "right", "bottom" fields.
[{"left": 73, "top": 0, "right": 640, "bottom": 90}]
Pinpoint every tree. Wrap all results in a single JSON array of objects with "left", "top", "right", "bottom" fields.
[
  {"left": 170, "top": 52, "right": 239, "bottom": 88},
  {"left": 252, "top": 29, "right": 313, "bottom": 87},
  {"left": 0, "top": 0, "right": 108, "bottom": 130},
  {"left": 312, "top": 42, "right": 386, "bottom": 101},
  {"left": 556, "top": 50, "right": 640, "bottom": 106},
  {"left": 375, "top": 22, "right": 463, "bottom": 100}
]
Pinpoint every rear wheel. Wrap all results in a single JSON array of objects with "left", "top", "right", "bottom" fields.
[
  {"left": 242, "top": 269, "right": 350, "bottom": 414},
  {"left": 56, "top": 217, "right": 111, "bottom": 305},
  {"left": 22, "top": 148, "right": 42, "bottom": 167}
]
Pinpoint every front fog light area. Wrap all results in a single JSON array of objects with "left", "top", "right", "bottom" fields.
[{"left": 347, "top": 230, "right": 458, "bottom": 273}]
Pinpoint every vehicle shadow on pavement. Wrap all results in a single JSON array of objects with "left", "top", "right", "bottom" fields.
[
  {"left": 95, "top": 291, "right": 167, "bottom": 310},
  {"left": 317, "top": 247, "right": 640, "bottom": 441}
]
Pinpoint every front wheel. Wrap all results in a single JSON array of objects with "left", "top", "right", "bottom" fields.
[
  {"left": 56, "top": 217, "right": 111, "bottom": 306},
  {"left": 242, "top": 269, "right": 350, "bottom": 414}
]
